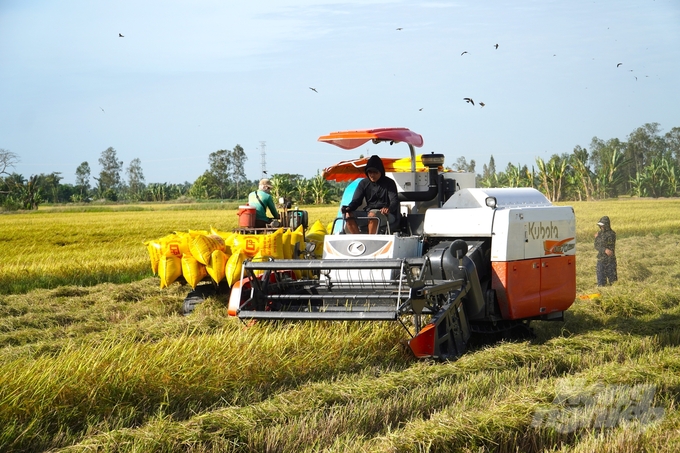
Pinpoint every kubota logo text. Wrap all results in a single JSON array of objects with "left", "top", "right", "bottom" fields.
[{"left": 529, "top": 221, "right": 559, "bottom": 240}]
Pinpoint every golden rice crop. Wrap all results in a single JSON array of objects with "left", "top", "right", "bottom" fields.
[
  {"left": 0, "top": 206, "right": 339, "bottom": 294},
  {"left": 2, "top": 199, "right": 680, "bottom": 452},
  {"left": 567, "top": 198, "right": 680, "bottom": 240}
]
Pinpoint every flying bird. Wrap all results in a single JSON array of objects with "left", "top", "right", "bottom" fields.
[
  {"left": 461, "top": 51, "right": 468, "bottom": 56},
  {"left": 617, "top": 63, "right": 622, "bottom": 67},
  {"left": 494, "top": 44, "right": 499, "bottom": 49},
  {"left": 99, "top": 107, "right": 105, "bottom": 112},
  {"left": 309, "top": 87, "right": 318, "bottom": 93},
  {"left": 463, "top": 98, "right": 474, "bottom": 105},
  {"left": 419, "top": 107, "right": 424, "bottom": 111},
  {"left": 119, "top": 33, "right": 124, "bottom": 37},
  {"left": 479, "top": 102, "right": 485, "bottom": 108},
  {"left": 396, "top": 27, "right": 403, "bottom": 30}
]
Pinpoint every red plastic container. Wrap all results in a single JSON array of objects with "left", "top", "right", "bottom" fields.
[{"left": 237, "top": 205, "right": 256, "bottom": 228}]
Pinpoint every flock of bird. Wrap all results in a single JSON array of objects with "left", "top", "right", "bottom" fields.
[
  {"left": 463, "top": 98, "right": 485, "bottom": 108},
  {"left": 302, "top": 27, "right": 646, "bottom": 111},
  {"left": 114, "top": 30, "right": 643, "bottom": 113},
  {"left": 456, "top": 43, "right": 501, "bottom": 109},
  {"left": 458, "top": 46, "right": 494, "bottom": 109},
  {"left": 305, "top": 28, "right": 499, "bottom": 111}
]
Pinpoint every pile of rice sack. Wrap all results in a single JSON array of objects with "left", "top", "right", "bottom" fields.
[{"left": 144, "top": 220, "right": 331, "bottom": 289}]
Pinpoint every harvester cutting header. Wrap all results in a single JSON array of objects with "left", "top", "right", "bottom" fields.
[{"left": 229, "top": 127, "right": 577, "bottom": 360}]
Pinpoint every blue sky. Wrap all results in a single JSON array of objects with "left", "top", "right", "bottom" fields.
[{"left": 1, "top": 0, "right": 679, "bottom": 186}]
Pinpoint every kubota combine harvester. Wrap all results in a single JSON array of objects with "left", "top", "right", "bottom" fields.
[{"left": 228, "top": 128, "right": 576, "bottom": 360}]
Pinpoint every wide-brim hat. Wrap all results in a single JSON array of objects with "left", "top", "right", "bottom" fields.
[{"left": 259, "top": 178, "right": 273, "bottom": 189}]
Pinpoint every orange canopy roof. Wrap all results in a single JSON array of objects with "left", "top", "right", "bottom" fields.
[
  {"left": 323, "top": 155, "right": 445, "bottom": 182},
  {"left": 319, "top": 127, "right": 428, "bottom": 181},
  {"left": 317, "top": 127, "right": 424, "bottom": 150}
]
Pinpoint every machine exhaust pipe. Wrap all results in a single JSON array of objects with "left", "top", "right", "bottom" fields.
[{"left": 398, "top": 153, "right": 444, "bottom": 202}]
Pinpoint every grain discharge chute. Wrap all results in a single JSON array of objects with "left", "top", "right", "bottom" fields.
[{"left": 229, "top": 128, "right": 576, "bottom": 360}]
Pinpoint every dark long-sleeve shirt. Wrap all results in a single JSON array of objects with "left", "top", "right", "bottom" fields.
[
  {"left": 594, "top": 228, "right": 616, "bottom": 259},
  {"left": 346, "top": 176, "right": 399, "bottom": 215}
]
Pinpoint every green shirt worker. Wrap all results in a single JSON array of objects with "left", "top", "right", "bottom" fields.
[{"left": 248, "top": 179, "right": 280, "bottom": 228}]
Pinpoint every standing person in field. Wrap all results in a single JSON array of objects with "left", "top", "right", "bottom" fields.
[
  {"left": 594, "top": 216, "right": 617, "bottom": 286},
  {"left": 342, "top": 155, "right": 400, "bottom": 234},
  {"left": 248, "top": 179, "right": 280, "bottom": 228}
]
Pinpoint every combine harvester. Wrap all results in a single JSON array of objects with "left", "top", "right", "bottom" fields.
[{"left": 228, "top": 128, "right": 576, "bottom": 360}]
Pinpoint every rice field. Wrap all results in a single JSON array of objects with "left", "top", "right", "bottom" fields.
[
  {"left": 0, "top": 203, "right": 289, "bottom": 294},
  {"left": 2, "top": 199, "right": 680, "bottom": 452}
]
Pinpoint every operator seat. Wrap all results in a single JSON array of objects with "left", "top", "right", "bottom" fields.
[{"left": 339, "top": 212, "right": 397, "bottom": 235}]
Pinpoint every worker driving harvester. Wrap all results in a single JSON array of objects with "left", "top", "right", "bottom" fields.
[
  {"left": 228, "top": 127, "right": 577, "bottom": 361},
  {"left": 341, "top": 155, "right": 400, "bottom": 234}
]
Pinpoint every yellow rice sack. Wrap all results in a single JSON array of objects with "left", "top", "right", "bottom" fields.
[
  {"left": 288, "top": 225, "right": 306, "bottom": 277},
  {"left": 259, "top": 228, "right": 284, "bottom": 258},
  {"left": 145, "top": 240, "right": 162, "bottom": 275},
  {"left": 190, "top": 233, "right": 226, "bottom": 265},
  {"left": 282, "top": 229, "right": 293, "bottom": 259},
  {"left": 221, "top": 233, "right": 240, "bottom": 256},
  {"left": 206, "top": 249, "right": 228, "bottom": 283},
  {"left": 312, "top": 242, "right": 324, "bottom": 258},
  {"left": 181, "top": 253, "right": 207, "bottom": 289},
  {"left": 232, "top": 234, "right": 262, "bottom": 258},
  {"left": 308, "top": 219, "right": 326, "bottom": 234},
  {"left": 210, "top": 227, "right": 235, "bottom": 255},
  {"left": 290, "top": 225, "right": 305, "bottom": 258},
  {"left": 305, "top": 230, "right": 325, "bottom": 244},
  {"left": 226, "top": 249, "right": 246, "bottom": 287},
  {"left": 158, "top": 255, "right": 182, "bottom": 289},
  {"left": 161, "top": 232, "right": 190, "bottom": 258},
  {"left": 305, "top": 220, "right": 326, "bottom": 257},
  {"left": 252, "top": 229, "right": 285, "bottom": 276},
  {"left": 209, "top": 225, "right": 231, "bottom": 238}
]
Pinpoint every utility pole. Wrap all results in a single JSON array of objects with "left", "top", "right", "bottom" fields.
[{"left": 260, "top": 141, "right": 267, "bottom": 178}]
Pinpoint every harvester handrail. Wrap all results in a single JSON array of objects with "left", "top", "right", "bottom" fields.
[
  {"left": 263, "top": 293, "right": 402, "bottom": 300},
  {"left": 242, "top": 258, "right": 405, "bottom": 271},
  {"left": 237, "top": 311, "right": 399, "bottom": 321},
  {"left": 330, "top": 215, "right": 387, "bottom": 235}
]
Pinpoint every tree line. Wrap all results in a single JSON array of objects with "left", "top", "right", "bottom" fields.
[
  {"left": 453, "top": 122, "right": 680, "bottom": 202},
  {"left": 1, "top": 122, "right": 679, "bottom": 210},
  {"left": 0, "top": 144, "right": 345, "bottom": 210}
]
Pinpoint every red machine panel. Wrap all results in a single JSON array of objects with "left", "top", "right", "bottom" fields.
[{"left": 491, "top": 255, "right": 575, "bottom": 320}]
